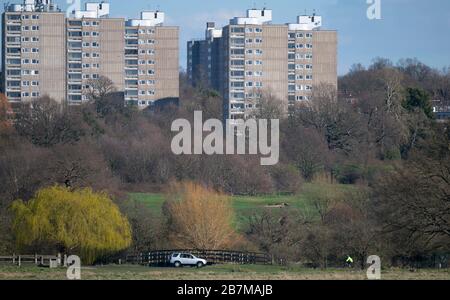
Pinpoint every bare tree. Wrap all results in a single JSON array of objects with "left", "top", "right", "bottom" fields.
[{"left": 163, "top": 182, "right": 238, "bottom": 250}]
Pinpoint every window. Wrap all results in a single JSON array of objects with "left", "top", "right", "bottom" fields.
[
  {"left": 245, "top": 38, "right": 253, "bottom": 44},
  {"left": 148, "top": 49, "right": 155, "bottom": 55},
  {"left": 22, "top": 37, "right": 30, "bottom": 42},
  {"left": 255, "top": 28, "right": 263, "bottom": 33},
  {"left": 296, "top": 43, "right": 304, "bottom": 49},
  {"left": 92, "top": 42, "right": 100, "bottom": 48},
  {"left": 147, "top": 39, "right": 155, "bottom": 44},
  {"left": 255, "top": 60, "right": 263, "bottom": 65},
  {"left": 255, "top": 49, "right": 263, "bottom": 55},
  {"left": 22, "top": 81, "right": 30, "bottom": 86},
  {"left": 148, "top": 70, "right": 155, "bottom": 75},
  {"left": 245, "top": 28, "right": 253, "bottom": 33},
  {"left": 231, "top": 81, "right": 244, "bottom": 88},
  {"left": 92, "top": 32, "right": 99, "bottom": 37},
  {"left": 296, "top": 74, "right": 304, "bottom": 80},
  {"left": 306, "top": 75, "right": 313, "bottom": 80},
  {"left": 32, "top": 37, "right": 39, "bottom": 42},
  {"left": 31, "top": 26, "right": 39, "bottom": 31},
  {"left": 296, "top": 64, "right": 304, "bottom": 70},
  {"left": 246, "top": 60, "right": 253, "bottom": 65},
  {"left": 306, "top": 43, "right": 313, "bottom": 49},
  {"left": 148, "top": 60, "right": 155, "bottom": 65},
  {"left": 83, "top": 32, "right": 91, "bottom": 37},
  {"left": 231, "top": 60, "right": 244, "bottom": 66},
  {"left": 230, "top": 70, "right": 245, "bottom": 77},
  {"left": 31, "top": 81, "right": 39, "bottom": 86},
  {"left": 246, "top": 49, "right": 253, "bottom": 55},
  {"left": 82, "top": 42, "right": 90, "bottom": 47},
  {"left": 31, "top": 92, "right": 40, "bottom": 97},
  {"left": 255, "top": 38, "right": 263, "bottom": 43},
  {"left": 32, "top": 48, "right": 39, "bottom": 53},
  {"left": 296, "top": 33, "right": 304, "bottom": 38},
  {"left": 231, "top": 27, "right": 245, "bottom": 33},
  {"left": 147, "top": 90, "right": 155, "bottom": 95},
  {"left": 306, "top": 33, "right": 313, "bottom": 38}
]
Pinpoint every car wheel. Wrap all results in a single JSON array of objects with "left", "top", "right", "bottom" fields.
[
  {"left": 197, "top": 262, "right": 204, "bottom": 268},
  {"left": 174, "top": 261, "right": 182, "bottom": 268}
]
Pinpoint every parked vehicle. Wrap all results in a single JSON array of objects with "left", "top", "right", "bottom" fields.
[{"left": 170, "top": 253, "right": 207, "bottom": 268}]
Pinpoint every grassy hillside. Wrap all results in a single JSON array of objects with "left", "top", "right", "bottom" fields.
[{"left": 129, "top": 183, "right": 361, "bottom": 228}]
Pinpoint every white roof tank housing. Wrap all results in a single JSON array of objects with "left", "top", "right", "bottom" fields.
[
  {"left": 126, "top": 11, "right": 165, "bottom": 27},
  {"left": 288, "top": 14, "right": 322, "bottom": 31},
  {"left": 72, "top": 2, "right": 110, "bottom": 18},
  {"left": 230, "top": 8, "right": 273, "bottom": 25},
  {"left": 205, "top": 22, "right": 223, "bottom": 41},
  {"left": 7, "top": 0, "right": 59, "bottom": 12}
]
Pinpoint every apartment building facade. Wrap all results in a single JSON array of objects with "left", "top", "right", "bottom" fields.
[
  {"left": 187, "top": 9, "right": 337, "bottom": 120},
  {"left": 1, "top": 0, "right": 179, "bottom": 108}
]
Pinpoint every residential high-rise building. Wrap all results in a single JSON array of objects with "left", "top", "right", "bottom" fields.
[
  {"left": 2, "top": 0, "right": 66, "bottom": 103},
  {"left": 125, "top": 11, "right": 179, "bottom": 107},
  {"left": 1, "top": 0, "right": 179, "bottom": 108},
  {"left": 187, "top": 8, "right": 337, "bottom": 120}
]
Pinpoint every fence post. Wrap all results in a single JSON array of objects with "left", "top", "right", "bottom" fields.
[
  {"left": 18, "top": 255, "right": 21, "bottom": 267},
  {"left": 34, "top": 254, "right": 38, "bottom": 265},
  {"left": 12, "top": 253, "right": 15, "bottom": 265}
]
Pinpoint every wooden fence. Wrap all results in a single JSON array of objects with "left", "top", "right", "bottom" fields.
[
  {"left": 0, "top": 254, "right": 61, "bottom": 267},
  {"left": 124, "top": 249, "right": 272, "bottom": 266}
]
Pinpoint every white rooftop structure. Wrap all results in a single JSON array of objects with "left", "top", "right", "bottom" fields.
[
  {"left": 72, "top": 2, "right": 110, "bottom": 19},
  {"left": 126, "top": 11, "right": 165, "bottom": 27},
  {"left": 6, "top": 0, "right": 59, "bottom": 12},
  {"left": 288, "top": 14, "right": 322, "bottom": 30},
  {"left": 230, "top": 8, "right": 273, "bottom": 25},
  {"left": 205, "top": 22, "right": 222, "bottom": 40}
]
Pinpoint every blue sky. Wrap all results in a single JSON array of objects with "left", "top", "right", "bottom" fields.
[{"left": 2, "top": 0, "right": 450, "bottom": 75}]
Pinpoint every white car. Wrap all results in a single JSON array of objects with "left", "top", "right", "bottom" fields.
[{"left": 170, "top": 253, "right": 207, "bottom": 268}]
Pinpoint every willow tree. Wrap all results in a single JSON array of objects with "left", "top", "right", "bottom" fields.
[
  {"left": 11, "top": 186, "right": 132, "bottom": 264},
  {"left": 164, "top": 182, "right": 237, "bottom": 250}
]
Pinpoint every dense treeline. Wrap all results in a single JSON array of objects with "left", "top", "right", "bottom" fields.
[{"left": 0, "top": 58, "right": 449, "bottom": 267}]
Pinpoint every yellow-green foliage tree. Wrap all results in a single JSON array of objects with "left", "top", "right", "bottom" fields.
[
  {"left": 164, "top": 182, "right": 238, "bottom": 250},
  {"left": 11, "top": 186, "right": 132, "bottom": 264}
]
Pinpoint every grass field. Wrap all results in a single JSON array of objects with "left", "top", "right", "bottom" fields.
[
  {"left": 0, "top": 263, "right": 448, "bottom": 280},
  {"left": 129, "top": 182, "right": 360, "bottom": 227}
]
